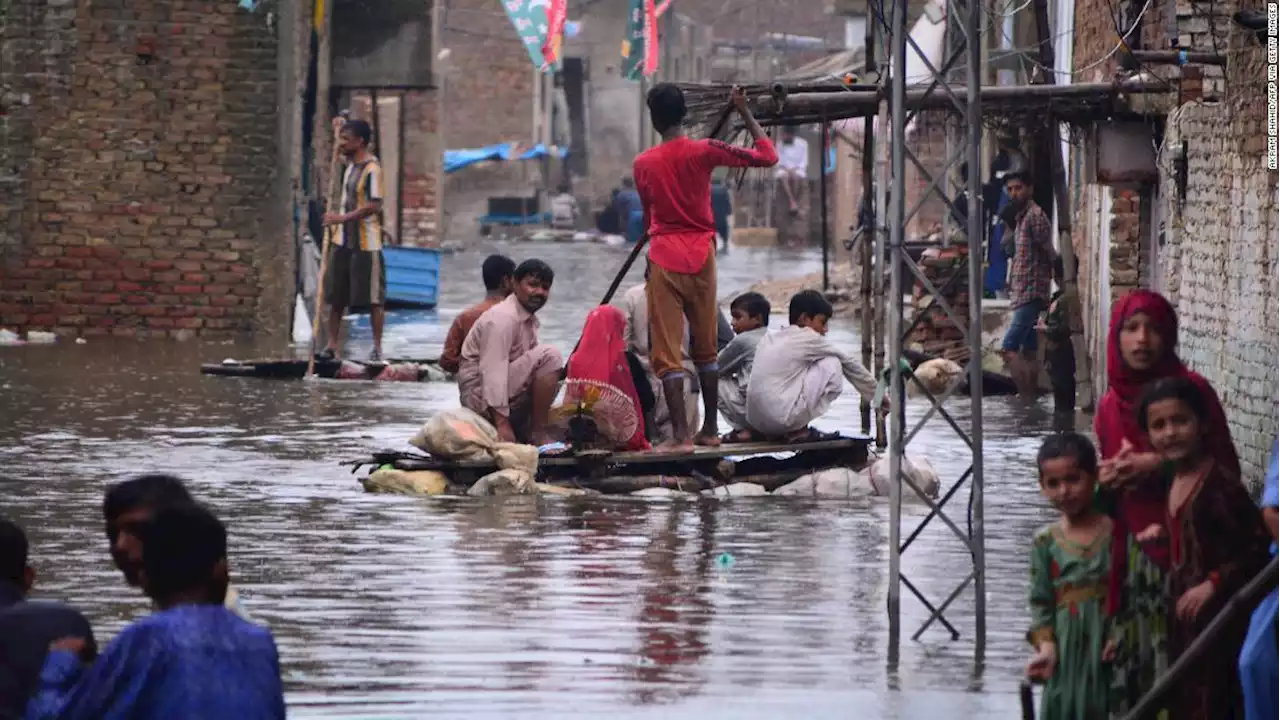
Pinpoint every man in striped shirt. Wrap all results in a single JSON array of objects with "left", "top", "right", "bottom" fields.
[{"left": 321, "top": 119, "right": 387, "bottom": 361}]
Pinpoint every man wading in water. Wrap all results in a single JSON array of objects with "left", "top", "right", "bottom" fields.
[{"left": 632, "top": 84, "right": 778, "bottom": 449}]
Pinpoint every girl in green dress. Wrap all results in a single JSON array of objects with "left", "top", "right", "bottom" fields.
[{"left": 1027, "top": 432, "right": 1112, "bottom": 720}]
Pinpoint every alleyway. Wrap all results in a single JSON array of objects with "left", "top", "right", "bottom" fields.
[{"left": 0, "top": 244, "right": 1069, "bottom": 717}]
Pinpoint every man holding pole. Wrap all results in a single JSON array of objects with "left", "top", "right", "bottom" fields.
[
  {"left": 320, "top": 118, "right": 386, "bottom": 361},
  {"left": 632, "top": 84, "right": 777, "bottom": 449}
]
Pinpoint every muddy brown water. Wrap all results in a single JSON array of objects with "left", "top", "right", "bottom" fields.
[{"left": 0, "top": 243, "right": 1080, "bottom": 717}]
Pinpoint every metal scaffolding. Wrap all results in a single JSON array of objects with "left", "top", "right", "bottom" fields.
[{"left": 875, "top": 0, "right": 987, "bottom": 662}]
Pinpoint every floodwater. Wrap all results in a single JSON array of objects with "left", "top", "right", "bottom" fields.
[{"left": 0, "top": 242, "right": 1077, "bottom": 718}]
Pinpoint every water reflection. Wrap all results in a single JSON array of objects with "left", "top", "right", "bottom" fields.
[{"left": 0, "top": 242, "right": 1081, "bottom": 717}]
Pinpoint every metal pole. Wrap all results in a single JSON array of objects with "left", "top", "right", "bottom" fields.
[
  {"left": 964, "top": 0, "right": 986, "bottom": 663},
  {"left": 886, "top": 0, "right": 907, "bottom": 661},
  {"left": 859, "top": 10, "right": 876, "bottom": 436},
  {"left": 821, "top": 122, "right": 830, "bottom": 290}
]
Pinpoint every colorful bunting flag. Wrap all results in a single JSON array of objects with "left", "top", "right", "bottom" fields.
[
  {"left": 500, "top": 0, "right": 556, "bottom": 72},
  {"left": 541, "top": 0, "right": 567, "bottom": 68},
  {"left": 620, "top": 0, "right": 659, "bottom": 80}
]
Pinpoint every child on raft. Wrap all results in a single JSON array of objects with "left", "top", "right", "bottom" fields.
[
  {"left": 1026, "top": 431, "right": 1113, "bottom": 720},
  {"left": 717, "top": 291, "right": 770, "bottom": 442}
]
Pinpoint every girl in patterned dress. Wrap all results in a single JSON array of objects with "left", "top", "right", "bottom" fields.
[
  {"left": 1027, "top": 432, "right": 1112, "bottom": 720},
  {"left": 1135, "top": 377, "right": 1270, "bottom": 720}
]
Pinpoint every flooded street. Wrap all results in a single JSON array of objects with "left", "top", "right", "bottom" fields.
[{"left": 0, "top": 243, "right": 1074, "bottom": 717}]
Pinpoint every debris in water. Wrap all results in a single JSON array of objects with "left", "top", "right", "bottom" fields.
[{"left": 716, "top": 552, "right": 736, "bottom": 569}]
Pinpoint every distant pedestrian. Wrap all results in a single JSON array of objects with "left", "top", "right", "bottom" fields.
[
  {"left": 1025, "top": 432, "right": 1111, "bottom": 720},
  {"left": 632, "top": 83, "right": 777, "bottom": 449},
  {"left": 549, "top": 184, "right": 579, "bottom": 230},
  {"left": 711, "top": 174, "right": 732, "bottom": 253},
  {"left": 999, "top": 171, "right": 1054, "bottom": 398},
  {"left": 615, "top": 178, "right": 644, "bottom": 244},
  {"left": 0, "top": 520, "right": 95, "bottom": 720},
  {"left": 26, "top": 504, "right": 286, "bottom": 720},
  {"left": 321, "top": 117, "right": 387, "bottom": 362},
  {"left": 775, "top": 125, "right": 808, "bottom": 216},
  {"left": 1039, "top": 255, "right": 1077, "bottom": 426}
]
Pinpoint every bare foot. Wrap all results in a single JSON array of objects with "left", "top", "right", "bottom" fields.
[
  {"left": 693, "top": 432, "right": 721, "bottom": 448},
  {"left": 722, "top": 429, "right": 756, "bottom": 444},
  {"left": 654, "top": 438, "right": 694, "bottom": 454}
]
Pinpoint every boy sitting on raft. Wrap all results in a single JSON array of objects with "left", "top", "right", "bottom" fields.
[
  {"left": 717, "top": 292, "right": 770, "bottom": 441},
  {"left": 742, "top": 290, "right": 881, "bottom": 442}
]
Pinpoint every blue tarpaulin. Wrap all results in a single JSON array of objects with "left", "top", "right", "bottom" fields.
[{"left": 443, "top": 143, "right": 569, "bottom": 174}]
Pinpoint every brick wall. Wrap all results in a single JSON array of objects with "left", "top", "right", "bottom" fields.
[
  {"left": 0, "top": 0, "right": 282, "bottom": 339},
  {"left": 436, "top": 0, "right": 537, "bottom": 237},
  {"left": 1155, "top": 0, "right": 1278, "bottom": 480}
]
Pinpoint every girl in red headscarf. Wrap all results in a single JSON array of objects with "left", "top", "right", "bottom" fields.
[
  {"left": 1095, "top": 290, "right": 1240, "bottom": 718},
  {"left": 563, "top": 306, "right": 652, "bottom": 451}
]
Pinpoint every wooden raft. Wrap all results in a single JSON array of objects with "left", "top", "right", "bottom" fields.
[
  {"left": 201, "top": 357, "right": 444, "bottom": 381},
  {"left": 351, "top": 435, "right": 873, "bottom": 494}
]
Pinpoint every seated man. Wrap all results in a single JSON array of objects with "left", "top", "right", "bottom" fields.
[
  {"left": 439, "top": 254, "right": 516, "bottom": 375},
  {"left": 617, "top": 260, "right": 699, "bottom": 445},
  {"left": 718, "top": 292, "right": 770, "bottom": 441},
  {"left": 745, "top": 290, "right": 880, "bottom": 441},
  {"left": 26, "top": 504, "right": 286, "bottom": 719},
  {"left": 0, "top": 520, "right": 95, "bottom": 719},
  {"left": 458, "top": 259, "right": 564, "bottom": 444}
]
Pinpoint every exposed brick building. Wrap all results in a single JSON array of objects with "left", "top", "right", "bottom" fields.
[
  {"left": 0, "top": 0, "right": 291, "bottom": 339},
  {"left": 1069, "top": 0, "right": 1278, "bottom": 478}
]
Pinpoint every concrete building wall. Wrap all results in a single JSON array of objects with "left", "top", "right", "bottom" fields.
[
  {"left": 1069, "top": 0, "right": 1278, "bottom": 478},
  {"left": 1154, "top": 18, "right": 1278, "bottom": 480},
  {"left": 0, "top": 0, "right": 287, "bottom": 339}
]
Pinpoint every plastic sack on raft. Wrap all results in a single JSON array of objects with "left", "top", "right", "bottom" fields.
[
  {"left": 870, "top": 455, "right": 940, "bottom": 499},
  {"left": 408, "top": 408, "right": 537, "bottom": 495},
  {"left": 909, "top": 358, "right": 964, "bottom": 397},
  {"left": 363, "top": 467, "right": 448, "bottom": 496}
]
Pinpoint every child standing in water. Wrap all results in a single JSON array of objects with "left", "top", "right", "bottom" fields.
[
  {"left": 1027, "top": 432, "right": 1112, "bottom": 720},
  {"left": 1135, "top": 377, "right": 1270, "bottom": 720}
]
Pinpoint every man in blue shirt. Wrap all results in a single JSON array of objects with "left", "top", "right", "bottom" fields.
[
  {"left": 26, "top": 503, "right": 285, "bottom": 719},
  {"left": 615, "top": 177, "right": 644, "bottom": 244},
  {"left": 0, "top": 520, "right": 94, "bottom": 720},
  {"left": 1240, "top": 438, "right": 1279, "bottom": 720}
]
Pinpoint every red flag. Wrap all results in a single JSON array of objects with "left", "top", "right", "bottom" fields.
[
  {"left": 541, "top": 0, "right": 568, "bottom": 69},
  {"left": 642, "top": 0, "right": 659, "bottom": 76}
]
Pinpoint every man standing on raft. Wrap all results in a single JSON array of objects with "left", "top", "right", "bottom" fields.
[{"left": 632, "top": 84, "right": 778, "bottom": 449}]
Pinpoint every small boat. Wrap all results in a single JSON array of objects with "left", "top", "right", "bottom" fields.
[
  {"left": 202, "top": 357, "right": 446, "bottom": 381},
  {"left": 351, "top": 434, "right": 873, "bottom": 495},
  {"left": 382, "top": 246, "right": 441, "bottom": 310}
]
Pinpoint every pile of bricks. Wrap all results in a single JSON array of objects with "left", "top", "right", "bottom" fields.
[{"left": 906, "top": 245, "right": 971, "bottom": 363}]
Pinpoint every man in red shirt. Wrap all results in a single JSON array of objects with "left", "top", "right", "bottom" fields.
[{"left": 633, "top": 84, "right": 778, "bottom": 448}]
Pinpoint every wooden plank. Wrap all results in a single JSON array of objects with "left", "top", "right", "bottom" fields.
[{"left": 372, "top": 436, "right": 872, "bottom": 473}]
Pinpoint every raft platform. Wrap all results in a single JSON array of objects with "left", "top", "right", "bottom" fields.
[
  {"left": 351, "top": 434, "right": 873, "bottom": 494},
  {"left": 201, "top": 357, "right": 444, "bottom": 381}
]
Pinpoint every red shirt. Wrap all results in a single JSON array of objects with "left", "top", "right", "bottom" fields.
[{"left": 633, "top": 136, "right": 778, "bottom": 274}]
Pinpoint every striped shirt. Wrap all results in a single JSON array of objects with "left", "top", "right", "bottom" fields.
[{"left": 336, "top": 158, "right": 384, "bottom": 251}]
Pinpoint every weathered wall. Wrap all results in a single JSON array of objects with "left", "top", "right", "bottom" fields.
[
  {"left": 1070, "top": 0, "right": 1278, "bottom": 478},
  {"left": 1155, "top": 2, "right": 1278, "bottom": 480},
  {"left": 436, "top": 0, "right": 536, "bottom": 238},
  {"left": 0, "top": 0, "right": 284, "bottom": 338}
]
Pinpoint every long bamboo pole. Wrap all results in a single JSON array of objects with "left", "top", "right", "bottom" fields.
[
  {"left": 731, "top": 79, "right": 1170, "bottom": 124},
  {"left": 304, "top": 120, "right": 346, "bottom": 379}
]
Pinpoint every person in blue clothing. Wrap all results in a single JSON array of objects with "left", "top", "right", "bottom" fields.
[
  {"left": 616, "top": 177, "right": 644, "bottom": 244},
  {"left": 1240, "top": 439, "right": 1279, "bottom": 720},
  {"left": 26, "top": 503, "right": 285, "bottom": 720}
]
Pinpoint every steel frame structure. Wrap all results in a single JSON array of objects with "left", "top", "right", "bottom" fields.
[{"left": 873, "top": 0, "right": 987, "bottom": 663}]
